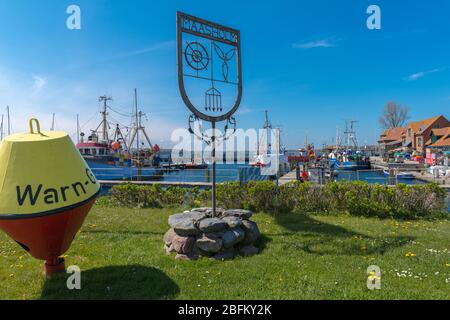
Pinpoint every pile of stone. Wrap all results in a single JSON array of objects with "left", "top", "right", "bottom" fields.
[{"left": 163, "top": 207, "right": 260, "bottom": 261}]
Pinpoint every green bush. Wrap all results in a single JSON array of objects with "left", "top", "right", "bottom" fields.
[
  {"left": 216, "top": 181, "right": 245, "bottom": 209},
  {"left": 108, "top": 184, "right": 201, "bottom": 208},
  {"left": 102, "top": 181, "right": 448, "bottom": 219}
]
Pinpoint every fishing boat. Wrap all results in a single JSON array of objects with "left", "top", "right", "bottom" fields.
[
  {"left": 329, "top": 120, "right": 370, "bottom": 171},
  {"left": 335, "top": 151, "right": 371, "bottom": 170},
  {"left": 75, "top": 93, "right": 162, "bottom": 180}
]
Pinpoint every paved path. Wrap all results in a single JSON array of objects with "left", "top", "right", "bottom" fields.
[{"left": 278, "top": 170, "right": 298, "bottom": 185}]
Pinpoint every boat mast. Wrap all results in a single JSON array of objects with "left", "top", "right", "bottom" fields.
[
  {"left": 98, "top": 95, "right": 112, "bottom": 142},
  {"left": 335, "top": 126, "right": 340, "bottom": 152},
  {"left": 128, "top": 89, "right": 153, "bottom": 155},
  {"left": 134, "top": 89, "right": 139, "bottom": 162},
  {"left": 6, "top": 105, "right": 11, "bottom": 135},
  {"left": 257, "top": 110, "right": 272, "bottom": 155},
  {"left": 0, "top": 114, "right": 3, "bottom": 140},
  {"left": 344, "top": 120, "right": 358, "bottom": 149},
  {"left": 76, "top": 114, "right": 80, "bottom": 144}
]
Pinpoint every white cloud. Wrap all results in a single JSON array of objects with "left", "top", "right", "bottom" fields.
[
  {"left": 32, "top": 74, "right": 47, "bottom": 94},
  {"left": 292, "top": 38, "right": 340, "bottom": 49},
  {"left": 107, "top": 40, "right": 176, "bottom": 61},
  {"left": 236, "top": 106, "right": 253, "bottom": 115},
  {"left": 405, "top": 67, "right": 448, "bottom": 81}
]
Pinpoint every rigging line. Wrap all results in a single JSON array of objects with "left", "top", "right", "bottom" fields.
[
  {"left": 107, "top": 105, "right": 133, "bottom": 118},
  {"left": 108, "top": 115, "right": 126, "bottom": 127},
  {"left": 79, "top": 112, "right": 98, "bottom": 130}
]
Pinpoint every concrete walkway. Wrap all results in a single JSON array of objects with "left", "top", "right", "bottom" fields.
[{"left": 278, "top": 170, "right": 298, "bottom": 185}]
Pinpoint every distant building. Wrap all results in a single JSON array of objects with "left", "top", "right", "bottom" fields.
[
  {"left": 378, "top": 127, "right": 406, "bottom": 155},
  {"left": 427, "top": 127, "right": 450, "bottom": 151},
  {"left": 402, "top": 115, "right": 450, "bottom": 154},
  {"left": 378, "top": 115, "right": 450, "bottom": 155}
]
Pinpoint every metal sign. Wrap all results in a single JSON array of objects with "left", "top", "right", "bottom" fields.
[{"left": 177, "top": 11, "right": 242, "bottom": 122}]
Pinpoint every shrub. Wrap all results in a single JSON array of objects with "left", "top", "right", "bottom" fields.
[
  {"left": 103, "top": 181, "right": 448, "bottom": 219},
  {"left": 216, "top": 181, "right": 246, "bottom": 209},
  {"left": 245, "top": 181, "right": 280, "bottom": 213}
]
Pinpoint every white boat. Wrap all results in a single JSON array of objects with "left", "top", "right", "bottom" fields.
[
  {"left": 250, "top": 110, "right": 289, "bottom": 177},
  {"left": 383, "top": 170, "right": 415, "bottom": 180}
]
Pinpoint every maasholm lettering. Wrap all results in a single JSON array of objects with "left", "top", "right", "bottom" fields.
[{"left": 180, "top": 14, "right": 238, "bottom": 45}]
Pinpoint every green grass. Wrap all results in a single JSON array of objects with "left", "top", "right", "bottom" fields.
[{"left": 1, "top": 205, "right": 449, "bottom": 299}]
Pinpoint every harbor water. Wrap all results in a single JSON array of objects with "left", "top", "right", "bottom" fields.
[{"left": 90, "top": 164, "right": 449, "bottom": 210}]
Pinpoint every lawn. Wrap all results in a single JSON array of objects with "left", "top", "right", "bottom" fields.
[{"left": 0, "top": 204, "right": 449, "bottom": 299}]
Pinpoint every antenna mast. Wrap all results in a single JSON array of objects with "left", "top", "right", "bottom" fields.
[{"left": 98, "top": 95, "right": 112, "bottom": 142}]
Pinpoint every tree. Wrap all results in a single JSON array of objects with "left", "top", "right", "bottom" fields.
[{"left": 379, "top": 102, "right": 409, "bottom": 129}]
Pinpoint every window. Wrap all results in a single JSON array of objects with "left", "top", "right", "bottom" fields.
[
  {"left": 431, "top": 134, "right": 438, "bottom": 144},
  {"left": 408, "top": 128, "right": 412, "bottom": 137},
  {"left": 417, "top": 137, "right": 422, "bottom": 147},
  {"left": 99, "top": 148, "right": 105, "bottom": 155}
]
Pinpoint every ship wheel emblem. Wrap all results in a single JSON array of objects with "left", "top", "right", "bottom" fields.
[{"left": 184, "top": 41, "right": 209, "bottom": 71}]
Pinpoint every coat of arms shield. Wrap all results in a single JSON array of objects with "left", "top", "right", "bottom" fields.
[{"left": 177, "top": 12, "right": 242, "bottom": 122}]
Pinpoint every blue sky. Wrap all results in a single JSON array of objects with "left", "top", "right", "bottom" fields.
[{"left": 0, "top": 0, "right": 449, "bottom": 148}]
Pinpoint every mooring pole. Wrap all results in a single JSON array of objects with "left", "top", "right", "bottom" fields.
[{"left": 212, "top": 120, "right": 217, "bottom": 216}]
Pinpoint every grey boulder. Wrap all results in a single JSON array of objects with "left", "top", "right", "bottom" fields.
[
  {"left": 222, "top": 209, "right": 253, "bottom": 219},
  {"left": 196, "top": 234, "right": 223, "bottom": 253},
  {"left": 168, "top": 212, "right": 205, "bottom": 236},
  {"left": 241, "top": 220, "right": 260, "bottom": 245},
  {"left": 222, "top": 216, "right": 242, "bottom": 228},
  {"left": 198, "top": 218, "right": 227, "bottom": 233},
  {"left": 222, "top": 227, "right": 245, "bottom": 249},
  {"left": 191, "top": 207, "right": 225, "bottom": 215}
]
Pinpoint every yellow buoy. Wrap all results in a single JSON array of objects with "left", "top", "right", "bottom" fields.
[{"left": 0, "top": 118, "right": 100, "bottom": 276}]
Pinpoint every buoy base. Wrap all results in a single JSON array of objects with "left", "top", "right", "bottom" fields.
[{"left": 44, "top": 257, "right": 66, "bottom": 278}]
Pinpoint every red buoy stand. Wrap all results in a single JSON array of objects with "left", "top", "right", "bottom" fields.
[{"left": 45, "top": 257, "right": 66, "bottom": 278}]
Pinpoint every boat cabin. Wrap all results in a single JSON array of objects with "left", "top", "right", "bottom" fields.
[{"left": 76, "top": 133, "right": 111, "bottom": 157}]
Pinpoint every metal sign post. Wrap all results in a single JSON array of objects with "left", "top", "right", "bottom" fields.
[
  {"left": 211, "top": 121, "right": 216, "bottom": 214},
  {"left": 176, "top": 12, "right": 242, "bottom": 216}
]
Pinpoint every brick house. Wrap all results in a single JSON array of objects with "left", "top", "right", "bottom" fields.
[
  {"left": 378, "top": 127, "right": 406, "bottom": 155},
  {"left": 401, "top": 115, "right": 450, "bottom": 154},
  {"left": 428, "top": 127, "right": 450, "bottom": 151}
]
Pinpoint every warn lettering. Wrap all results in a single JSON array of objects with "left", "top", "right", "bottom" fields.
[{"left": 16, "top": 182, "right": 89, "bottom": 206}]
